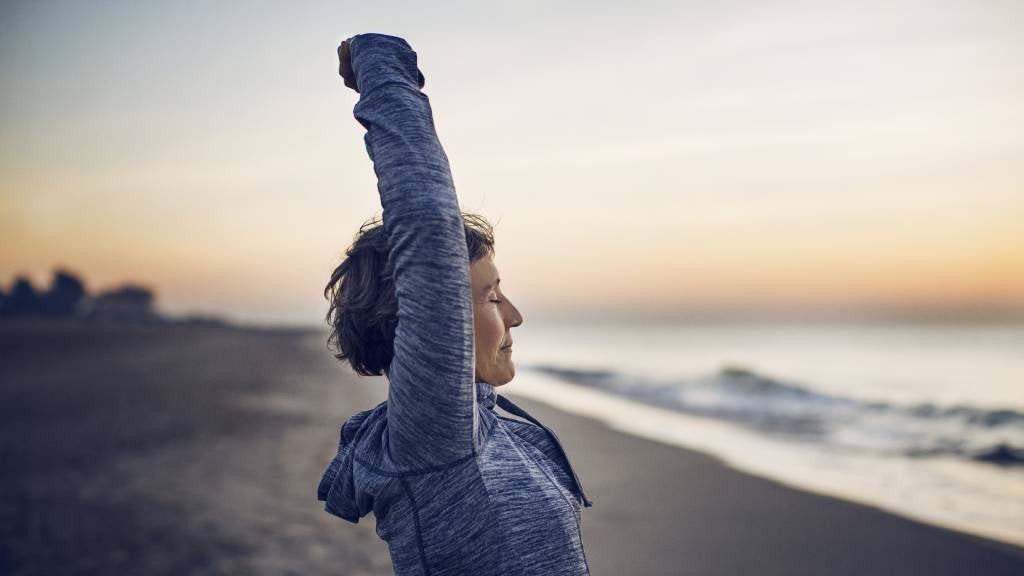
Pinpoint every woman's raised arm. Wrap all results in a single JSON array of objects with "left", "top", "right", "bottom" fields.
[{"left": 342, "top": 34, "right": 478, "bottom": 469}]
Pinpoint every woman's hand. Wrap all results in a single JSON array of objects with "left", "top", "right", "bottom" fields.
[
  {"left": 337, "top": 39, "right": 358, "bottom": 92},
  {"left": 338, "top": 35, "right": 427, "bottom": 94}
]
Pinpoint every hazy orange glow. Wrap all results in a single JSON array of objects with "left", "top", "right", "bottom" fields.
[{"left": 2, "top": 1, "right": 1022, "bottom": 325}]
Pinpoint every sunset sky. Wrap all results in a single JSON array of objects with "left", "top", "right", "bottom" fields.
[{"left": 2, "top": 0, "right": 1022, "bottom": 325}]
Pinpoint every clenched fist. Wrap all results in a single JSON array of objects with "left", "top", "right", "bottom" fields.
[{"left": 337, "top": 39, "right": 357, "bottom": 92}]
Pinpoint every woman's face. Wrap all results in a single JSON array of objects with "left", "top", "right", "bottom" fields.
[{"left": 470, "top": 253, "right": 523, "bottom": 386}]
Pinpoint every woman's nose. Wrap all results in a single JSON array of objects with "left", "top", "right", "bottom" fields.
[{"left": 506, "top": 300, "right": 523, "bottom": 328}]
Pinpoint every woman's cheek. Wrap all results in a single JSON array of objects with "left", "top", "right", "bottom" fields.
[
  {"left": 485, "top": 310, "right": 504, "bottom": 348},
  {"left": 473, "top": 305, "right": 497, "bottom": 348}
]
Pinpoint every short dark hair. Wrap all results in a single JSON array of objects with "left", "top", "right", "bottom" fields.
[{"left": 324, "top": 212, "right": 495, "bottom": 377}]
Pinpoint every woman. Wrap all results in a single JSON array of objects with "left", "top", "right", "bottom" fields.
[{"left": 318, "top": 33, "right": 593, "bottom": 575}]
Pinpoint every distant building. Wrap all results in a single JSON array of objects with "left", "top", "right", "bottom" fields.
[
  {"left": 40, "top": 270, "right": 87, "bottom": 316},
  {"left": 0, "top": 270, "right": 88, "bottom": 318},
  {"left": 0, "top": 277, "right": 42, "bottom": 317},
  {"left": 84, "top": 285, "right": 159, "bottom": 323},
  {"left": 1, "top": 269, "right": 174, "bottom": 324}
]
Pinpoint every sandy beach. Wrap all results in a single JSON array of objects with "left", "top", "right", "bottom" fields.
[{"left": 1, "top": 320, "right": 1022, "bottom": 575}]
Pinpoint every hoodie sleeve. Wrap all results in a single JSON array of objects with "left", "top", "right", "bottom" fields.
[{"left": 347, "top": 34, "right": 478, "bottom": 468}]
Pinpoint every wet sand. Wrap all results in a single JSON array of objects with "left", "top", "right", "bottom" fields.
[{"left": 1, "top": 320, "right": 1022, "bottom": 575}]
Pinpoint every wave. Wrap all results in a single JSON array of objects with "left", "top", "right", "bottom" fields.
[
  {"left": 971, "top": 443, "right": 1024, "bottom": 466},
  {"left": 528, "top": 363, "right": 1024, "bottom": 467}
]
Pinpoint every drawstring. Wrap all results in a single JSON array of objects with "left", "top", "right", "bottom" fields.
[{"left": 495, "top": 394, "right": 594, "bottom": 507}]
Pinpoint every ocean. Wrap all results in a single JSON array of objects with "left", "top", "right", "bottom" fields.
[{"left": 506, "top": 320, "right": 1024, "bottom": 546}]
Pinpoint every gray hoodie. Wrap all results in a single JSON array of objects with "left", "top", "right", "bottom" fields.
[{"left": 317, "top": 33, "right": 593, "bottom": 575}]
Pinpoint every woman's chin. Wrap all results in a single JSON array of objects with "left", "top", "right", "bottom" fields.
[{"left": 490, "top": 367, "right": 515, "bottom": 387}]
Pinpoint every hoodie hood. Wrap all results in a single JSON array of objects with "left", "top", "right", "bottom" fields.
[
  {"left": 317, "top": 405, "right": 380, "bottom": 523},
  {"left": 318, "top": 382, "right": 498, "bottom": 523}
]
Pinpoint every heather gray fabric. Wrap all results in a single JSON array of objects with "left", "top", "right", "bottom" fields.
[{"left": 317, "top": 33, "right": 593, "bottom": 575}]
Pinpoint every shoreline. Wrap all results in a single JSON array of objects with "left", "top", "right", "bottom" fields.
[
  {"left": 506, "top": 368, "right": 1024, "bottom": 549},
  {"left": 502, "top": 380, "right": 1024, "bottom": 575}
]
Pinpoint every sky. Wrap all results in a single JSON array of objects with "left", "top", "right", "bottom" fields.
[{"left": 1, "top": 0, "right": 1022, "bottom": 326}]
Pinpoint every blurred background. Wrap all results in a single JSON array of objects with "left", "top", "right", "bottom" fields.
[{"left": 2, "top": 1, "right": 1022, "bottom": 574}]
